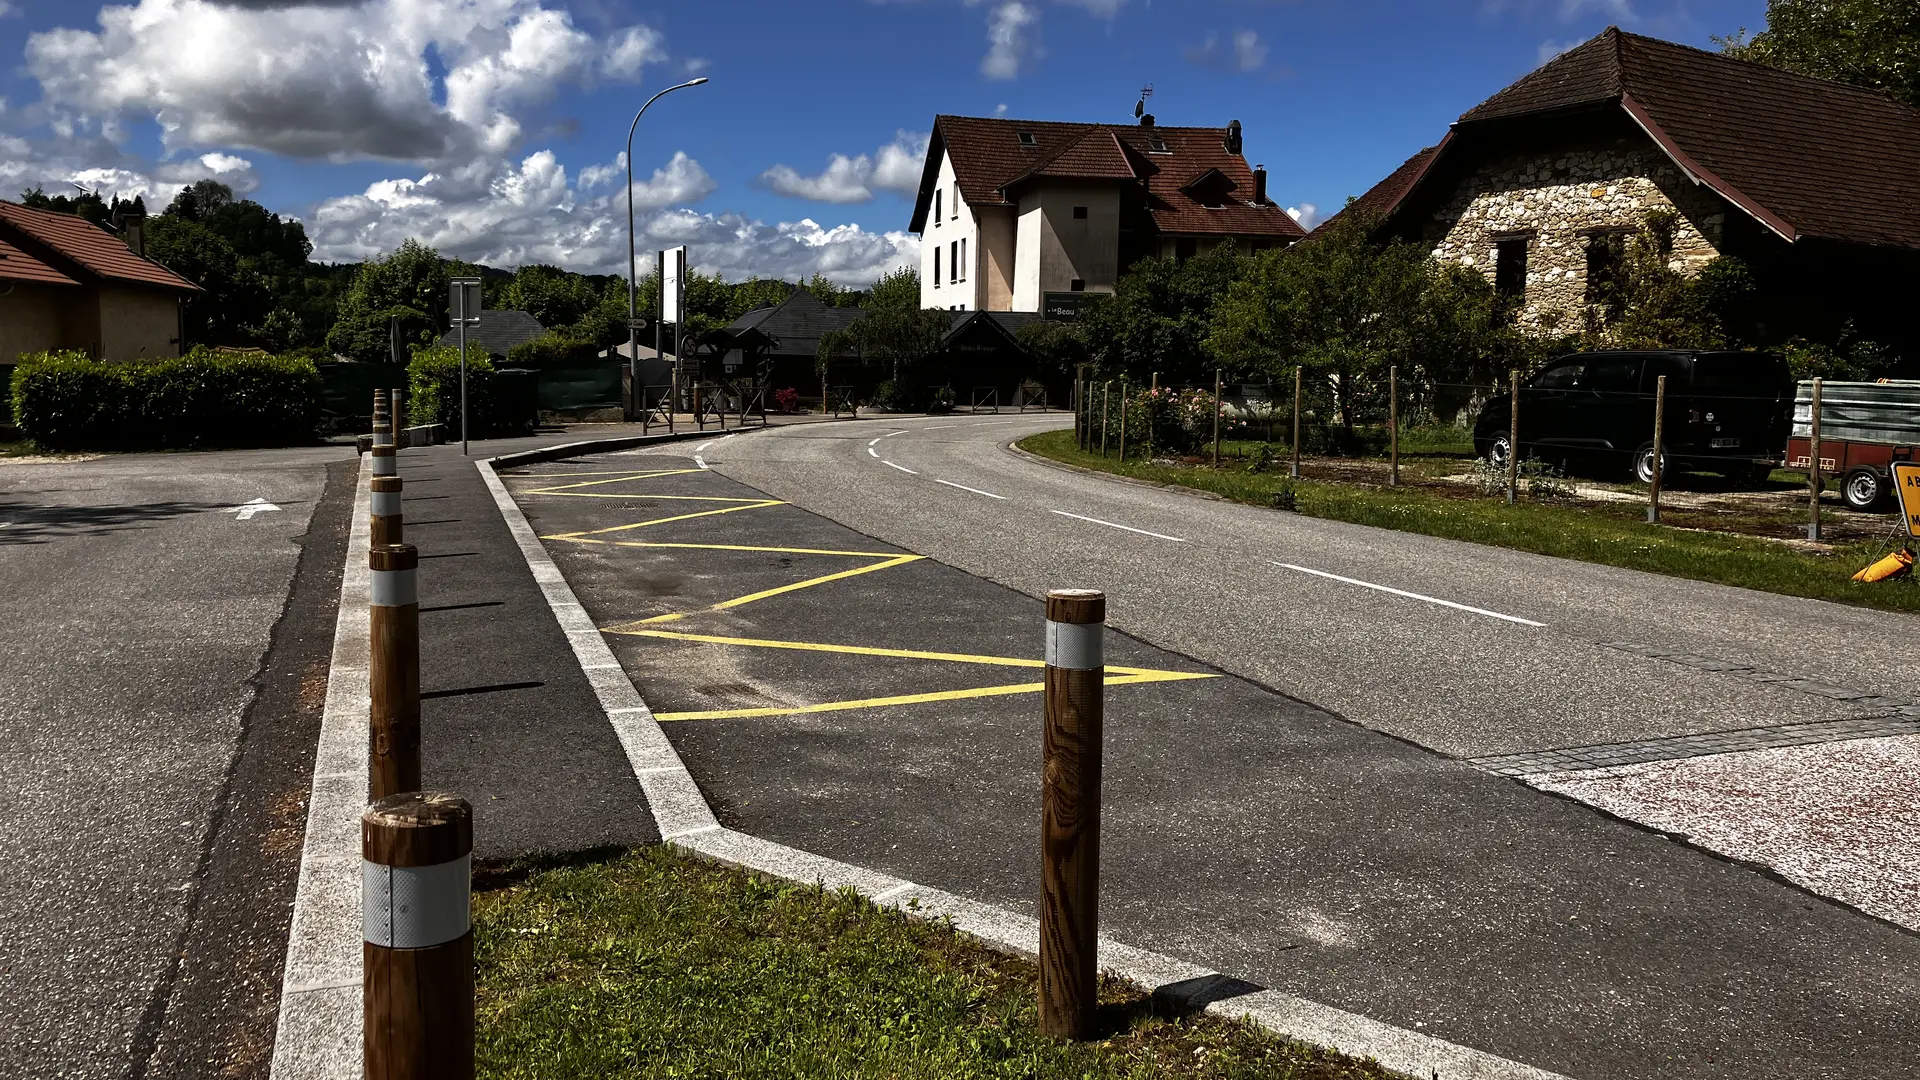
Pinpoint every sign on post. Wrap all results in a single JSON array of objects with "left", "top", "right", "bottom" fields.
[
  {"left": 448, "top": 279, "right": 482, "bottom": 326},
  {"left": 1891, "top": 462, "right": 1920, "bottom": 539},
  {"left": 661, "top": 246, "right": 687, "bottom": 326}
]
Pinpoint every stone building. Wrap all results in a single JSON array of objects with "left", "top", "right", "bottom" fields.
[
  {"left": 909, "top": 112, "right": 1306, "bottom": 315},
  {"left": 1324, "top": 28, "right": 1920, "bottom": 353}
]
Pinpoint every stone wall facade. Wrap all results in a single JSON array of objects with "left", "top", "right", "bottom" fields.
[{"left": 1423, "top": 136, "right": 1728, "bottom": 331}]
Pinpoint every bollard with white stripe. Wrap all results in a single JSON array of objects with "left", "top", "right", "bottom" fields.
[
  {"left": 363, "top": 791, "right": 473, "bottom": 1080},
  {"left": 371, "top": 475, "right": 404, "bottom": 547},
  {"left": 391, "top": 387, "right": 405, "bottom": 446},
  {"left": 1040, "top": 588, "right": 1104, "bottom": 1041},
  {"left": 370, "top": 543, "right": 420, "bottom": 800},
  {"left": 372, "top": 388, "right": 398, "bottom": 478}
]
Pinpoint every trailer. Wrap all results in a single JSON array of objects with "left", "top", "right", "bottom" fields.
[{"left": 1787, "top": 380, "right": 1920, "bottom": 510}]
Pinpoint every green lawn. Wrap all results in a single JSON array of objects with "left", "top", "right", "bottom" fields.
[
  {"left": 1020, "top": 428, "right": 1920, "bottom": 615},
  {"left": 475, "top": 846, "right": 1394, "bottom": 1080}
]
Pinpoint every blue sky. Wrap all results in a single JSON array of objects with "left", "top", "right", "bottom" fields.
[{"left": 0, "top": 0, "right": 1770, "bottom": 282}]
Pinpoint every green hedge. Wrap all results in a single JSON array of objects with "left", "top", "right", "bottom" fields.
[
  {"left": 506, "top": 332, "right": 599, "bottom": 369},
  {"left": 408, "top": 344, "right": 535, "bottom": 437},
  {"left": 9, "top": 348, "right": 322, "bottom": 451}
]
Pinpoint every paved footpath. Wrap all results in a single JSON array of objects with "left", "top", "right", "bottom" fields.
[{"left": 495, "top": 430, "right": 1920, "bottom": 1080}]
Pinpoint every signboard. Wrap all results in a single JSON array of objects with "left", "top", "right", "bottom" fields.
[
  {"left": 661, "top": 246, "right": 687, "bottom": 325},
  {"left": 1042, "top": 291, "right": 1086, "bottom": 322},
  {"left": 448, "top": 278, "right": 483, "bottom": 324},
  {"left": 1892, "top": 461, "right": 1920, "bottom": 538}
]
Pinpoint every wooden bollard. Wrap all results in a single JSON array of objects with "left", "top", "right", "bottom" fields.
[
  {"left": 1040, "top": 588, "right": 1104, "bottom": 1041},
  {"left": 391, "top": 388, "right": 406, "bottom": 447},
  {"left": 370, "top": 543, "right": 420, "bottom": 800},
  {"left": 372, "top": 475, "right": 404, "bottom": 547},
  {"left": 363, "top": 792, "right": 473, "bottom": 1080},
  {"left": 372, "top": 389, "right": 397, "bottom": 478}
]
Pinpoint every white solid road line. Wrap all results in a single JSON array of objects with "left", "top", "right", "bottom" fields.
[
  {"left": 883, "top": 429, "right": 909, "bottom": 438},
  {"left": 934, "top": 479, "right": 1009, "bottom": 500},
  {"left": 868, "top": 446, "right": 880, "bottom": 458},
  {"left": 884, "top": 461, "right": 919, "bottom": 475},
  {"left": 1050, "top": 509, "right": 1186, "bottom": 542},
  {"left": 696, "top": 440, "right": 715, "bottom": 452},
  {"left": 694, "top": 454, "right": 708, "bottom": 470},
  {"left": 869, "top": 437, "right": 883, "bottom": 446},
  {"left": 1274, "top": 562, "right": 1546, "bottom": 627}
]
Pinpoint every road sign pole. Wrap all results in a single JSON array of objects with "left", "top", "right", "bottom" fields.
[{"left": 1039, "top": 589, "right": 1104, "bottom": 1041}]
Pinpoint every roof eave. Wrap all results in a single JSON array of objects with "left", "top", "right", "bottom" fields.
[{"left": 1616, "top": 92, "right": 1799, "bottom": 243}]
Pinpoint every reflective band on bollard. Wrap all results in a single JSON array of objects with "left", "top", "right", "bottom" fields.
[
  {"left": 1039, "top": 588, "right": 1105, "bottom": 1041},
  {"left": 372, "top": 445, "right": 397, "bottom": 476},
  {"left": 371, "top": 475, "right": 404, "bottom": 548},
  {"left": 369, "top": 544, "right": 420, "bottom": 800},
  {"left": 363, "top": 792, "right": 473, "bottom": 1080}
]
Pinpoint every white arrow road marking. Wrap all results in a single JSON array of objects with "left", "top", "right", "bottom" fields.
[
  {"left": 1274, "top": 562, "right": 1546, "bottom": 627},
  {"left": 226, "top": 497, "right": 282, "bottom": 521}
]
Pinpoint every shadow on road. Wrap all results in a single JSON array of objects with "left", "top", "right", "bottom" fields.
[{"left": 0, "top": 499, "right": 234, "bottom": 544}]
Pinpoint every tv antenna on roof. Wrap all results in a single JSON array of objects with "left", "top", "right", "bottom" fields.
[{"left": 1134, "top": 84, "right": 1153, "bottom": 119}]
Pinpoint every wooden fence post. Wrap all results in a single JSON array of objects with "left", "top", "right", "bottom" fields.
[
  {"left": 1647, "top": 374, "right": 1667, "bottom": 524},
  {"left": 369, "top": 543, "right": 420, "bottom": 800},
  {"left": 1809, "top": 376, "right": 1824, "bottom": 542},
  {"left": 1507, "top": 369, "right": 1520, "bottom": 506},
  {"left": 1100, "top": 383, "right": 1110, "bottom": 458},
  {"left": 1040, "top": 589, "right": 1104, "bottom": 1041},
  {"left": 1212, "top": 369, "right": 1223, "bottom": 469},
  {"left": 363, "top": 792, "right": 473, "bottom": 1080},
  {"left": 1290, "top": 366, "right": 1303, "bottom": 480},
  {"left": 1388, "top": 365, "right": 1400, "bottom": 488},
  {"left": 1118, "top": 381, "right": 1128, "bottom": 462}
]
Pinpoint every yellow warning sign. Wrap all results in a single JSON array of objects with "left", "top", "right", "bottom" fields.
[{"left": 1891, "top": 462, "right": 1920, "bottom": 539}]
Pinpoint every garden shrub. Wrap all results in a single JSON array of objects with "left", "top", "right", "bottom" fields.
[
  {"left": 10, "top": 347, "right": 321, "bottom": 450},
  {"left": 408, "top": 343, "right": 531, "bottom": 437}
]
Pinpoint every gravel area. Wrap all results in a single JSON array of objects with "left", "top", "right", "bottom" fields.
[{"left": 1531, "top": 735, "right": 1920, "bottom": 930}]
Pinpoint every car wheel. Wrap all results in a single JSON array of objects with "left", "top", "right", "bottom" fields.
[
  {"left": 1486, "top": 432, "right": 1513, "bottom": 469},
  {"left": 1842, "top": 467, "right": 1886, "bottom": 511},
  {"left": 1632, "top": 442, "right": 1667, "bottom": 484}
]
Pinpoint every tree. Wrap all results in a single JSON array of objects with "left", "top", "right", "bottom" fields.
[
  {"left": 1079, "top": 244, "right": 1246, "bottom": 386},
  {"left": 326, "top": 239, "right": 451, "bottom": 362},
  {"left": 728, "top": 277, "right": 795, "bottom": 320},
  {"left": 864, "top": 267, "right": 920, "bottom": 313},
  {"left": 146, "top": 215, "right": 272, "bottom": 346},
  {"left": 1720, "top": 0, "right": 1920, "bottom": 108},
  {"left": 500, "top": 264, "right": 600, "bottom": 329},
  {"left": 1015, "top": 321, "right": 1090, "bottom": 383}
]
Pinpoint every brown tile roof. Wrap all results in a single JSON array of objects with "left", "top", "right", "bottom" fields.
[
  {"left": 0, "top": 235, "right": 79, "bottom": 286},
  {"left": 915, "top": 114, "right": 1305, "bottom": 241},
  {"left": 1308, "top": 141, "right": 1446, "bottom": 238},
  {"left": 0, "top": 200, "right": 200, "bottom": 291},
  {"left": 1455, "top": 28, "right": 1920, "bottom": 249}
]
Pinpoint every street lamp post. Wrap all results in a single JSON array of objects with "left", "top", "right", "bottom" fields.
[{"left": 626, "top": 77, "right": 709, "bottom": 420}]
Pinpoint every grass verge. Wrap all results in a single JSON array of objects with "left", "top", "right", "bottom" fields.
[
  {"left": 475, "top": 846, "right": 1394, "bottom": 1079},
  {"left": 1020, "top": 428, "right": 1920, "bottom": 615}
]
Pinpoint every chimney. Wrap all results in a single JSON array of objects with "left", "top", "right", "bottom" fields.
[
  {"left": 1253, "top": 165, "right": 1268, "bottom": 206},
  {"left": 1139, "top": 113, "right": 1155, "bottom": 127},
  {"left": 123, "top": 221, "right": 145, "bottom": 257},
  {"left": 1225, "top": 119, "right": 1243, "bottom": 156}
]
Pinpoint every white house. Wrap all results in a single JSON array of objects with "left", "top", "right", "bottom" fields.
[{"left": 909, "top": 112, "right": 1306, "bottom": 315}]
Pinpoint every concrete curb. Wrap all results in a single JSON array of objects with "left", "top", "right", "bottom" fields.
[
  {"left": 268, "top": 454, "right": 371, "bottom": 1080},
  {"left": 477, "top": 429, "right": 1578, "bottom": 1080}
]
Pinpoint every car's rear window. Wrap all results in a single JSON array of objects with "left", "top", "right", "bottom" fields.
[{"left": 1692, "top": 354, "right": 1786, "bottom": 396}]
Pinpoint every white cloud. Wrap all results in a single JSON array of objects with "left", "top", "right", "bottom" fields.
[
  {"left": 1188, "top": 29, "right": 1269, "bottom": 74},
  {"left": 0, "top": 1, "right": 16, "bottom": 16},
  {"left": 760, "top": 131, "right": 929, "bottom": 204},
  {"left": 981, "top": 2, "right": 1038, "bottom": 81},
  {"left": 994, "top": 103, "right": 1009, "bottom": 116},
  {"left": 1054, "top": 0, "right": 1125, "bottom": 16},
  {"left": 1560, "top": 0, "right": 1633, "bottom": 18},
  {"left": 1537, "top": 38, "right": 1582, "bottom": 64},
  {"left": 305, "top": 151, "right": 917, "bottom": 284},
  {"left": 0, "top": 133, "right": 261, "bottom": 207},
  {"left": 1286, "top": 203, "right": 1321, "bottom": 230},
  {"left": 23, "top": 0, "right": 668, "bottom": 164}
]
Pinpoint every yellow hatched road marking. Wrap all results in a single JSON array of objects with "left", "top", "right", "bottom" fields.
[
  {"left": 583, "top": 540, "right": 910, "bottom": 558},
  {"left": 653, "top": 670, "right": 1212, "bottom": 722},
  {"left": 541, "top": 501, "right": 785, "bottom": 542},
  {"left": 509, "top": 469, "right": 702, "bottom": 481},
  {"left": 520, "top": 468, "right": 706, "bottom": 493},
  {"left": 612, "top": 627, "right": 1198, "bottom": 679}
]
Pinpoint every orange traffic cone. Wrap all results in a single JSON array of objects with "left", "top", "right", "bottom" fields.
[{"left": 1852, "top": 547, "right": 1913, "bottom": 583}]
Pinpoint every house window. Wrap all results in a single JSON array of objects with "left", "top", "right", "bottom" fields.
[
  {"left": 960, "top": 238, "right": 968, "bottom": 281},
  {"left": 1494, "top": 237, "right": 1529, "bottom": 300},
  {"left": 1073, "top": 205, "right": 1088, "bottom": 220},
  {"left": 950, "top": 240, "right": 959, "bottom": 283},
  {"left": 1070, "top": 279, "right": 1086, "bottom": 292},
  {"left": 1148, "top": 135, "right": 1170, "bottom": 154},
  {"left": 1175, "top": 238, "right": 1197, "bottom": 261},
  {"left": 1585, "top": 231, "right": 1628, "bottom": 311},
  {"left": 1018, "top": 131, "right": 1037, "bottom": 146},
  {"left": 934, "top": 189, "right": 942, "bottom": 225},
  {"left": 934, "top": 252, "right": 941, "bottom": 286}
]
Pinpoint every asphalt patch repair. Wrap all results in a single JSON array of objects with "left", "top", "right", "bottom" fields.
[{"left": 501, "top": 447, "right": 1920, "bottom": 1080}]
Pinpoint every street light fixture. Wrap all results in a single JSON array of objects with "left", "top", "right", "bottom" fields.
[{"left": 626, "top": 76, "right": 709, "bottom": 419}]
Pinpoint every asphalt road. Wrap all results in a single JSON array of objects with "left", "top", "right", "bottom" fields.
[
  {"left": 0, "top": 445, "right": 349, "bottom": 1079},
  {"left": 505, "top": 440, "right": 1920, "bottom": 1080}
]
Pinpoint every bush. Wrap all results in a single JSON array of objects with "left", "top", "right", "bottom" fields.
[
  {"left": 10, "top": 347, "right": 322, "bottom": 450},
  {"left": 773, "top": 387, "right": 800, "bottom": 414},
  {"left": 408, "top": 343, "right": 530, "bottom": 437},
  {"left": 506, "top": 332, "right": 599, "bottom": 369}
]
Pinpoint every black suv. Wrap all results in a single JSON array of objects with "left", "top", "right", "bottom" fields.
[{"left": 1473, "top": 350, "right": 1793, "bottom": 483}]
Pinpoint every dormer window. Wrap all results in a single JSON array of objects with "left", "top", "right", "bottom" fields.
[
  {"left": 1018, "top": 131, "right": 1037, "bottom": 147},
  {"left": 1147, "top": 135, "right": 1170, "bottom": 154}
]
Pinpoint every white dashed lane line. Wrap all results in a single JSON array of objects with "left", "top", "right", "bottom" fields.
[
  {"left": 934, "top": 479, "right": 1009, "bottom": 500},
  {"left": 1050, "top": 510, "right": 1186, "bottom": 543},
  {"left": 1274, "top": 562, "right": 1546, "bottom": 627}
]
